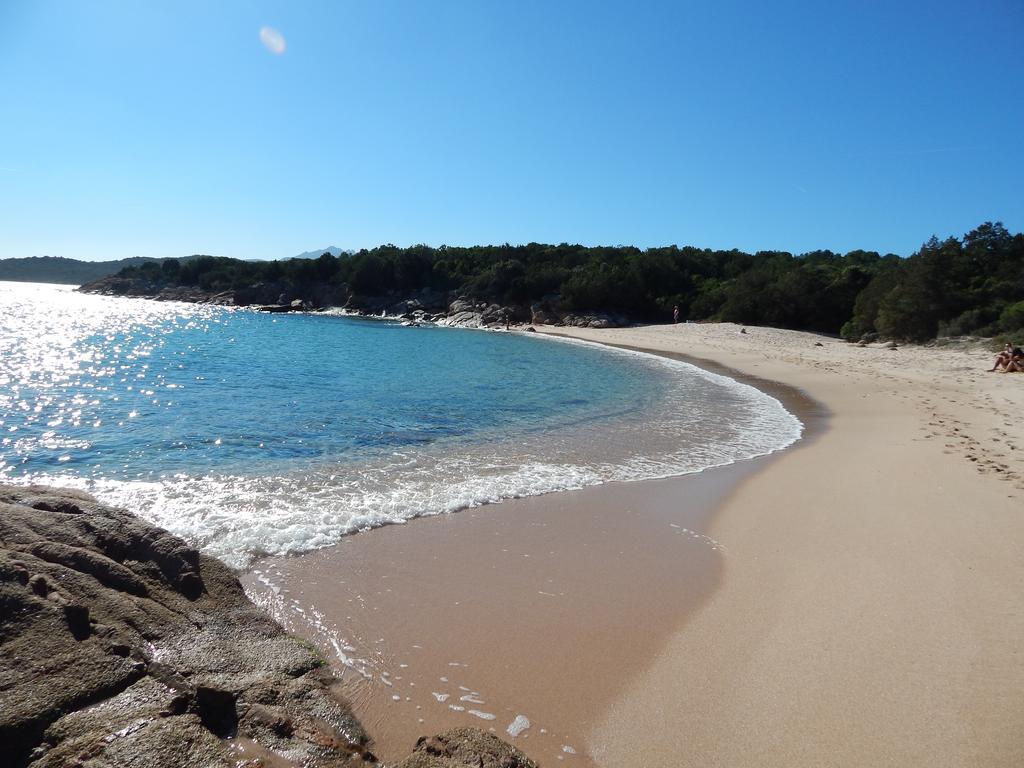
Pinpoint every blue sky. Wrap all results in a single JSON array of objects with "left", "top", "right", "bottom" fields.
[{"left": 1, "top": 0, "right": 1021, "bottom": 261}]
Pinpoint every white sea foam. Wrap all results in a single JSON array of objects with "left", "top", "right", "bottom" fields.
[{"left": 506, "top": 714, "right": 531, "bottom": 737}]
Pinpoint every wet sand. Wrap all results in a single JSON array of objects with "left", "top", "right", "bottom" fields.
[
  {"left": 244, "top": 464, "right": 742, "bottom": 765},
  {"left": 243, "top": 363, "right": 822, "bottom": 767}
]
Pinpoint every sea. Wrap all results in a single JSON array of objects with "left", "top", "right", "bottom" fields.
[{"left": 0, "top": 281, "right": 802, "bottom": 568}]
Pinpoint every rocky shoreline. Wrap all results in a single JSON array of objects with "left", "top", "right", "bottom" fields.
[
  {"left": 0, "top": 485, "right": 537, "bottom": 768},
  {"left": 76, "top": 275, "right": 628, "bottom": 330}
]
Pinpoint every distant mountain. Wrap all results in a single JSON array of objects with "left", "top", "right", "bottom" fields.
[
  {"left": 291, "top": 246, "right": 347, "bottom": 260},
  {"left": 0, "top": 256, "right": 167, "bottom": 286}
]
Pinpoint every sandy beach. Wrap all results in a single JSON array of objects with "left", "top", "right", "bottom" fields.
[
  {"left": 546, "top": 323, "right": 1024, "bottom": 767},
  {"left": 245, "top": 323, "right": 1024, "bottom": 767}
]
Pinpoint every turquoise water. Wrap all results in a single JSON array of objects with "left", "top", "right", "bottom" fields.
[{"left": 0, "top": 282, "right": 801, "bottom": 567}]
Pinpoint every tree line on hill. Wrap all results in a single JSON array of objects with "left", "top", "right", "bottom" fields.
[
  {"left": 0, "top": 256, "right": 163, "bottom": 285},
  {"left": 115, "top": 221, "right": 1024, "bottom": 343}
]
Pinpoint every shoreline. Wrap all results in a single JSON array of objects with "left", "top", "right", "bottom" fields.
[
  {"left": 241, "top": 331, "right": 826, "bottom": 767},
  {"left": 8, "top": 285, "right": 1022, "bottom": 763},
  {"left": 245, "top": 320, "right": 1024, "bottom": 766},
  {"left": 240, "top": 459, "right": 782, "bottom": 766},
  {"left": 540, "top": 323, "right": 1024, "bottom": 767}
]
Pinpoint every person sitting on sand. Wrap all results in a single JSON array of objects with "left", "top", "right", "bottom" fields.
[
  {"left": 989, "top": 343, "right": 1018, "bottom": 372},
  {"left": 1002, "top": 346, "right": 1024, "bottom": 372}
]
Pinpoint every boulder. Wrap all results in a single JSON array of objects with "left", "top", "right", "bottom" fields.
[
  {"left": 394, "top": 728, "right": 537, "bottom": 768},
  {"left": 480, "top": 304, "right": 507, "bottom": 325},
  {"left": 0, "top": 484, "right": 374, "bottom": 768},
  {"left": 447, "top": 298, "right": 481, "bottom": 316},
  {"left": 442, "top": 311, "right": 485, "bottom": 328},
  {"left": 529, "top": 304, "right": 554, "bottom": 325},
  {"left": 439, "top": 298, "right": 487, "bottom": 328},
  {"left": 561, "top": 312, "right": 620, "bottom": 329}
]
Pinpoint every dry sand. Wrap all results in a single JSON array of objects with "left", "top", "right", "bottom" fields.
[{"left": 540, "top": 324, "right": 1024, "bottom": 767}]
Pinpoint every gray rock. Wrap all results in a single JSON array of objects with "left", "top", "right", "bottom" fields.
[
  {"left": 447, "top": 298, "right": 482, "bottom": 315},
  {"left": 445, "top": 312, "right": 485, "bottom": 328},
  {"left": 561, "top": 312, "right": 619, "bottom": 329},
  {"left": 439, "top": 299, "right": 489, "bottom": 328},
  {"left": 395, "top": 728, "right": 537, "bottom": 768},
  {"left": 0, "top": 484, "right": 374, "bottom": 768},
  {"left": 480, "top": 304, "right": 505, "bottom": 325},
  {"left": 529, "top": 304, "right": 554, "bottom": 325}
]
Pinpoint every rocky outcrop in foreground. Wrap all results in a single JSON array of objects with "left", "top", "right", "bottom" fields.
[
  {"left": 394, "top": 729, "right": 537, "bottom": 768},
  {"left": 0, "top": 485, "right": 537, "bottom": 768}
]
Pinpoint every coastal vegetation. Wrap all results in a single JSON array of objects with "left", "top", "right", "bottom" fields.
[
  {"left": 0, "top": 255, "right": 164, "bottom": 285},
  {"left": 109, "top": 221, "right": 1024, "bottom": 342}
]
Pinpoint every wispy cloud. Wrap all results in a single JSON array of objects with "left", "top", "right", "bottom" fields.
[{"left": 259, "top": 27, "right": 287, "bottom": 55}]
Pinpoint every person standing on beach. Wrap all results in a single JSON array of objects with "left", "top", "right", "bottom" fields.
[{"left": 673, "top": 305, "right": 680, "bottom": 324}]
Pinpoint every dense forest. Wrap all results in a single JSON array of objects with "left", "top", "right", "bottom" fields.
[
  {"left": 115, "top": 222, "right": 1024, "bottom": 343},
  {"left": 0, "top": 255, "right": 163, "bottom": 285}
]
